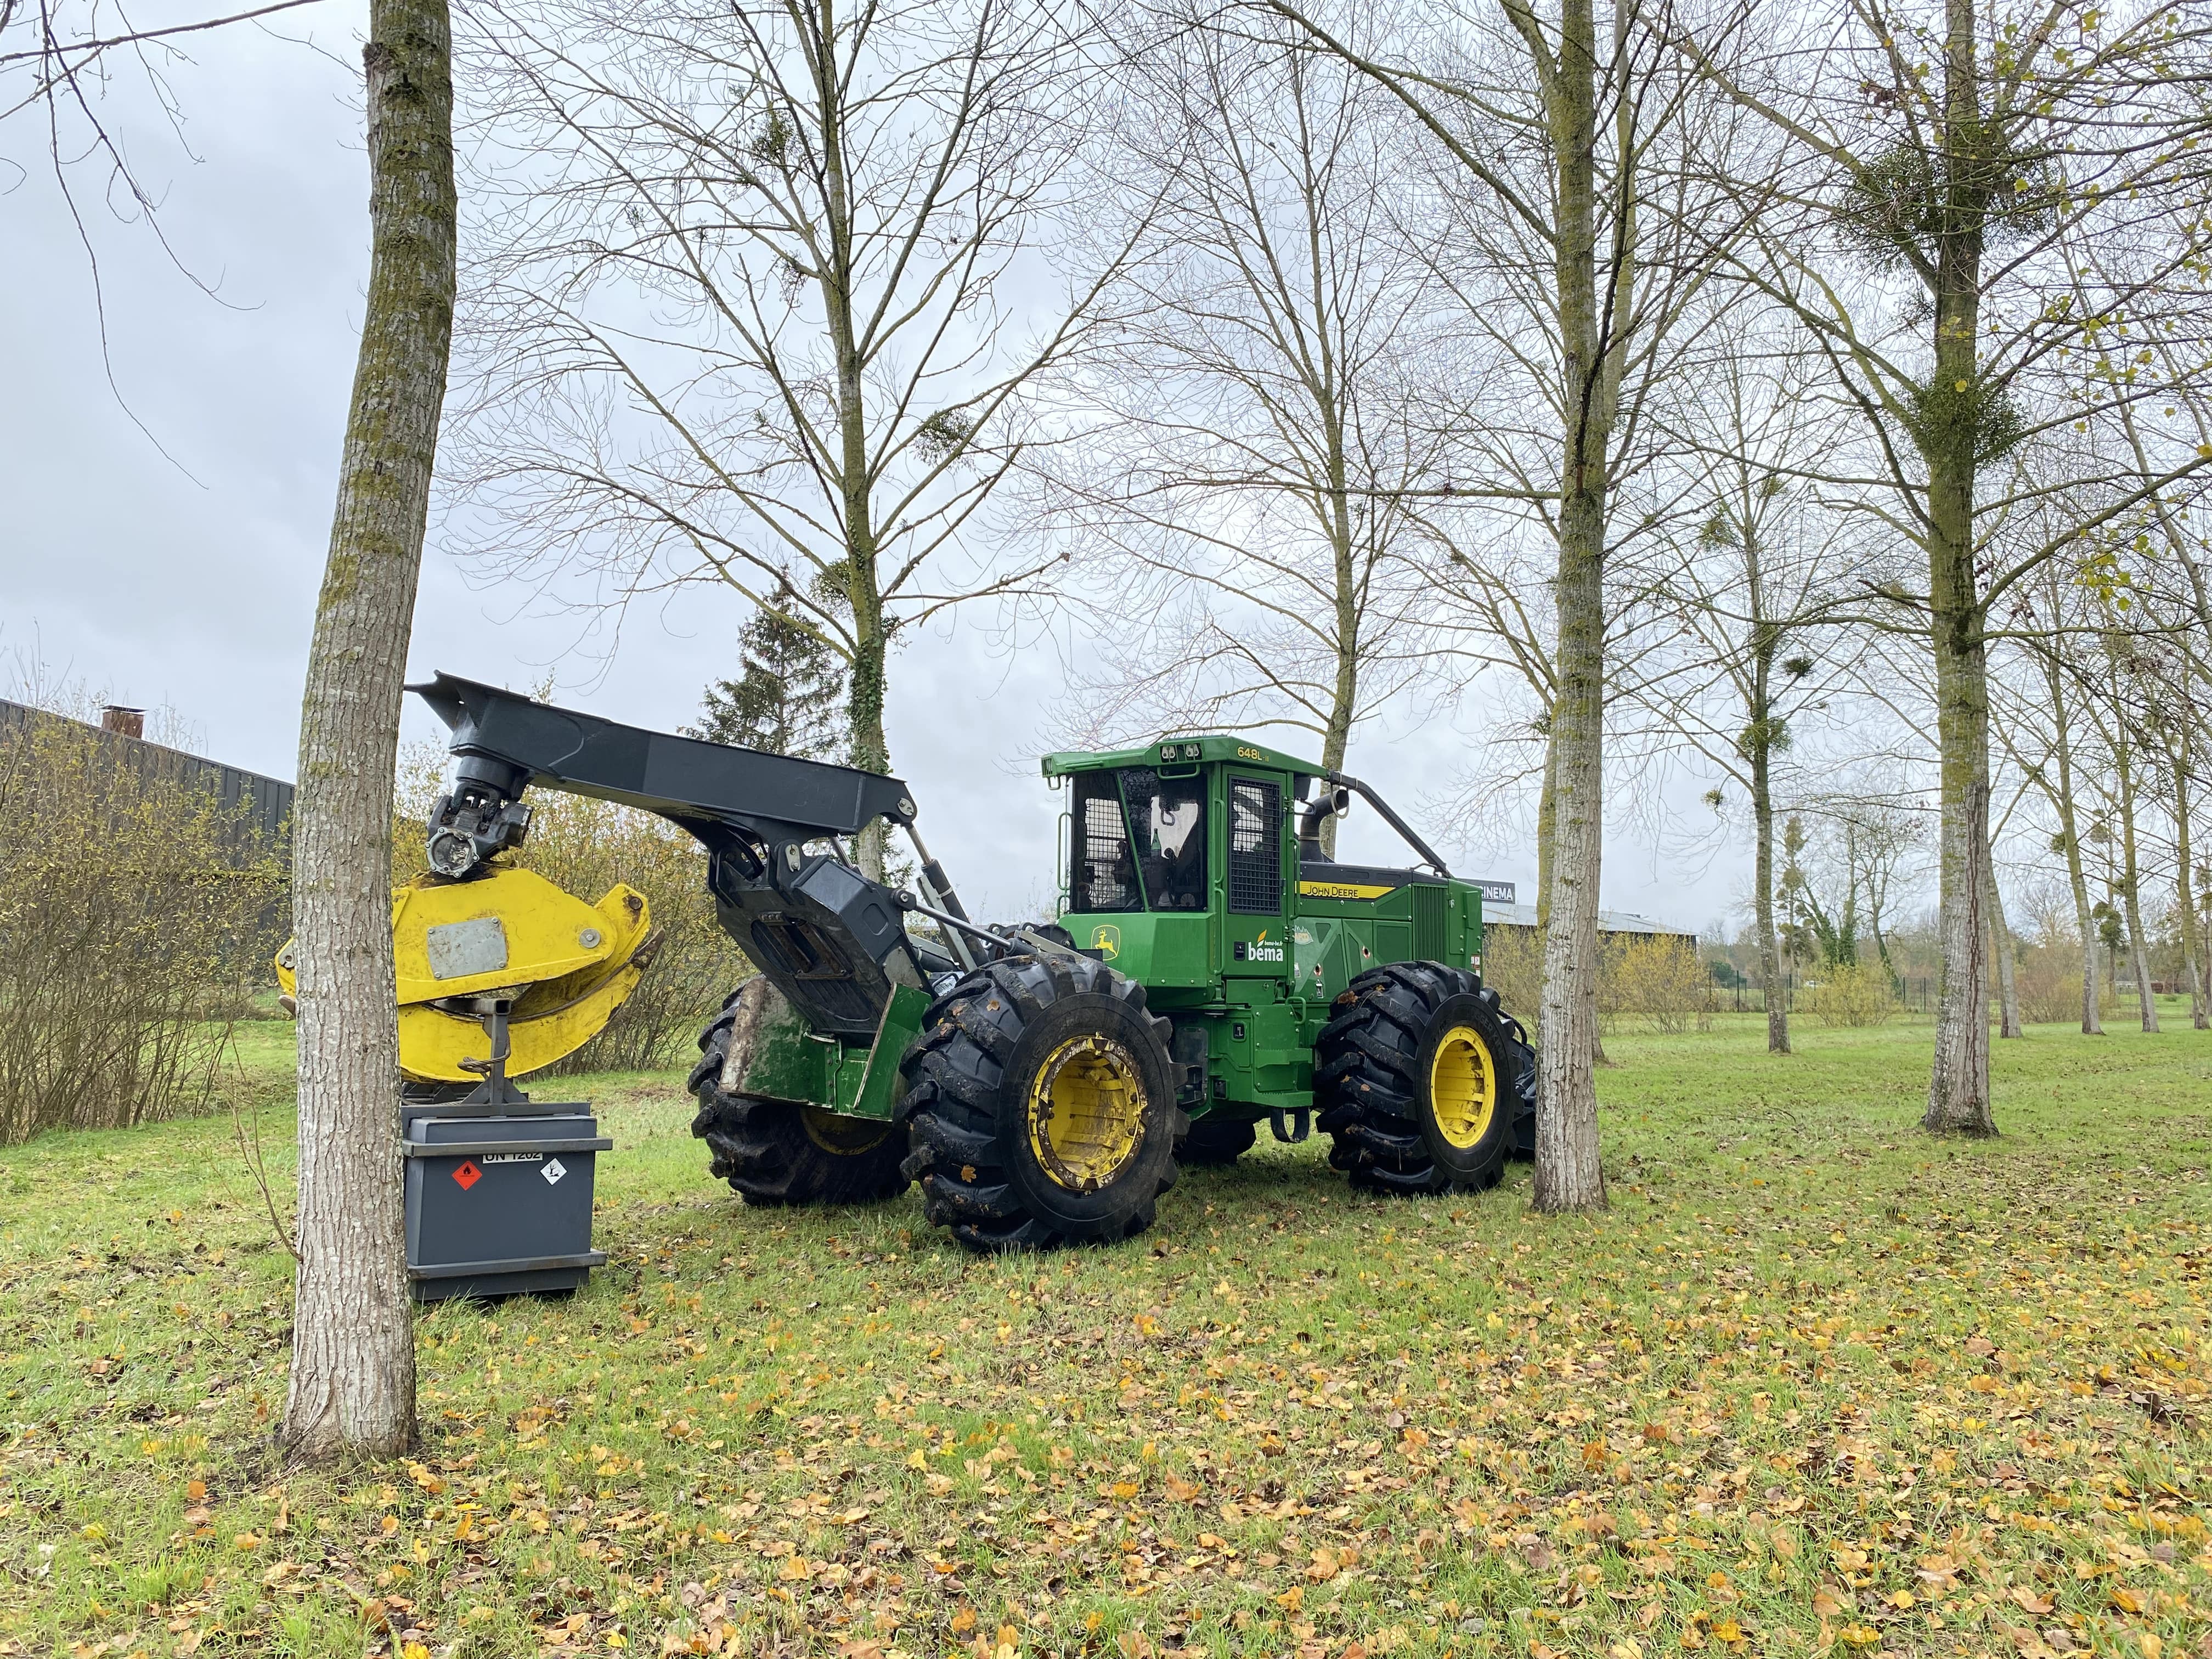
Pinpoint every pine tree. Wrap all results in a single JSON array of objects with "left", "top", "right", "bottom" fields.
[{"left": 693, "top": 609, "right": 846, "bottom": 761}]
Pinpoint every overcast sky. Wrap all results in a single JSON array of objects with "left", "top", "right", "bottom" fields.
[{"left": 1, "top": 12, "right": 1743, "bottom": 935}]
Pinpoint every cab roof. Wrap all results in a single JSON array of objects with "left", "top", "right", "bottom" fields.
[{"left": 1040, "top": 735, "right": 1318, "bottom": 778}]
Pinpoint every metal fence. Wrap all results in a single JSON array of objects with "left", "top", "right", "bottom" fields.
[{"left": 1708, "top": 965, "right": 1938, "bottom": 1015}]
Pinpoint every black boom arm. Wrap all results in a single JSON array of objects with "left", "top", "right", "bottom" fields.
[{"left": 410, "top": 673, "right": 929, "bottom": 1039}]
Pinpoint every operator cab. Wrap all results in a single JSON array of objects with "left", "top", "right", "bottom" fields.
[{"left": 1042, "top": 736, "right": 1457, "bottom": 997}]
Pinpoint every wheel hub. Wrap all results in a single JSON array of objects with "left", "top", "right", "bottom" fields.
[
  {"left": 1027, "top": 1034, "right": 1148, "bottom": 1192},
  {"left": 1429, "top": 1025, "right": 1496, "bottom": 1149}
]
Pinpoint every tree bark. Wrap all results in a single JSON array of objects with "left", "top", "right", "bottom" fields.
[
  {"left": 1920, "top": 0, "right": 1995, "bottom": 1136},
  {"left": 1529, "top": 0, "right": 1607, "bottom": 1213},
  {"left": 280, "top": 0, "right": 455, "bottom": 1460}
]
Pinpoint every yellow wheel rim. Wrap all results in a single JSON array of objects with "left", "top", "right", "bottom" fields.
[
  {"left": 800, "top": 1105, "right": 893, "bottom": 1156},
  {"left": 1429, "top": 1025, "right": 1496, "bottom": 1150},
  {"left": 1026, "top": 1034, "right": 1148, "bottom": 1193}
]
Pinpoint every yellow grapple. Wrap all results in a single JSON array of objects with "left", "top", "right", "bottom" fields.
[{"left": 276, "top": 866, "right": 657, "bottom": 1082}]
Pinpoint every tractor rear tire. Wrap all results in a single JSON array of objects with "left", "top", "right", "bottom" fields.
[
  {"left": 1315, "top": 961, "right": 1534, "bottom": 1197},
  {"left": 898, "top": 954, "right": 1186, "bottom": 1251},
  {"left": 1178, "top": 1115, "right": 1258, "bottom": 1167},
  {"left": 688, "top": 992, "right": 910, "bottom": 1207}
]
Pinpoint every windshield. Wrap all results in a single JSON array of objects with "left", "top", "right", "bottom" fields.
[{"left": 1121, "top": 769, "right": 1207, "bottom": 912}]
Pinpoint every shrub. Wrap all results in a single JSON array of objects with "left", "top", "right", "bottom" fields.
[
  {"left": 395, "top": 746, "right": 750, "bottom": 1073},
  {"left": 1604, "top": 936, "right": 1714, "bottom": 1034},
  {"left": 1807, "top": 962, "right": 1894, "bottom": 1027},
  {"left": 1477, "top": 926, "right": 1544, "bottom": 1032},
  {"left": 2015, "top": 941, "right": 2085, "bottom": 1024},
  {"left": 514, "top": 794, "right": 752, "bottom": 1073},
  {"left": 1477, "top": 928, "right": 1717, "bottom": 1035},
  {"left": 0, "top": 711, "right": 285, "bottom": 1143}
]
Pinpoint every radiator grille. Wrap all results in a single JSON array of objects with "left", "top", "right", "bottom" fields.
[{"left": 1412, "top": 883, "right": 1448, "bottom": 962}]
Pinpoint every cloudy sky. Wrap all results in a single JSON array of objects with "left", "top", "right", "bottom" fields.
[{"left": 1, "top": 12, "right": 1740, "bottom": 934}]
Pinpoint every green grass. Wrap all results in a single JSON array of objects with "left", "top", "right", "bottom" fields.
[{"left": 4, "top": 1013, "right": 2211, "bottom": 1659}]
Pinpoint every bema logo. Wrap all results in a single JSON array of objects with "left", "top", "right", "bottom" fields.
[{"left": 1091, "top": 924, "right": 1120, "bottom": 960}]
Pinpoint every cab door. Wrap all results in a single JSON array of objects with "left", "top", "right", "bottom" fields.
[{"left": 1222, "top": 771, "right": 1291, "bottom": 983}]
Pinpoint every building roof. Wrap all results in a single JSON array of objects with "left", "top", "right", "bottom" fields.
[
  {"left": 1482, "top": 901, "right": 1695, "bottom": 942},
  {"left": 0, "top": 697, "right": 294, "bottom": 849}
]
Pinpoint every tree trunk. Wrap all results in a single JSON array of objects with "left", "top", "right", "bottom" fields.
[
  {"left": 815, "top": 5, "right": 893, "bottom": 884},
  {"left": 1530, "top": 0, "right": 1607, "bottom": 1213},
  {"left": 1751, "top": 729, "right": 1787, "bottom": 1054},
  {"left": 2034, "top": 637, "right": 2101, "bottom": 1033},
  {"left": 1921, "top": 471, "right": 1993, "bottom": 1130},
  {"left": 280, "top": 0, "right": 455, "bottom": 1460},
  {"left": 2113, "top": 724, "right": 2158, "bottom": 1032},
  {"left": 1318, "top": 415, "right": 1358, "bottom": 860},
  {"left": 1920, "top": 0, "right": 1995, "bottom": 1136},
  {"left": 2126, "top": 414, "right": 2210, "bottom": 1030},
  {"left": 2179, "top": 748, "right": 2208, "bottom": 1029},
  {"left": 1984, "top": 851, "right": 2022, "bottom": 1038},
  {"left": 1535, "top": 724, "right": 1559, "bottom": 937}
]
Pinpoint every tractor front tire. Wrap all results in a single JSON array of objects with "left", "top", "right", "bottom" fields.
[
  {"left": 688, "top": 991, "right": 909, "bottom": 1207},
  {"left": 898, "top": 955, "right": 1186, "bottom": 1251},
  {"left": 1178, "top": 1115, "right": 1259, "bottom": 1167},
  {"left": 1316, "top": 962, "right": 1534, "bottom": 1197}
]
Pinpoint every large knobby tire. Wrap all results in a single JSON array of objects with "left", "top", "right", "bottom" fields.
[
  {"left": 1316, "top": 961, "right": 1535, "bottom": 1197},
  {"left": 1178, "top": 1115, "right": 1259, "bottom": 1167},
  {"left": 897, "top": 954, "right": 1186, "bottom": 1251},
  {"left": 687, "top": 992, "right": 910, "bottom": 1207}
]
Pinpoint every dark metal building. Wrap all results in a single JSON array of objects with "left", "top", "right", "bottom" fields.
[{"left": 0, "top": 697, "right": 294, "bottom": 856}]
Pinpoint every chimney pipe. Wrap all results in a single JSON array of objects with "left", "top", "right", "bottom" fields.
[{"left": 101, "top": 706, "right": 145, "bottom": 740}]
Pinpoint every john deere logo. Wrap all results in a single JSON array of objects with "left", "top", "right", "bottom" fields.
[{"left": 1091, "top": 924, "right": 1120, "bottom": 960}]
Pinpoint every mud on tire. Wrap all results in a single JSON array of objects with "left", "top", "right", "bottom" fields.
[
  {"left": 1315, "top": 961, "right": 1535, "bottom": 1197},
  {"left": 897, "top": 953, "right": 1186, "bottom": 1251},
  {"left": 687, "top": 990, "right": 910, "bottom": 1207}
]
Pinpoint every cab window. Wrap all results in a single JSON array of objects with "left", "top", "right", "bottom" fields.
[
  {"left": 1121, "top": 768, "right": 1207, "bottom": 912},
  {"left": 1070, "top": 772, "right": 1139, "bottom": 912}
]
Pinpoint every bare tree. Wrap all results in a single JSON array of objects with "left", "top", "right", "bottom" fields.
[
  {"left": 1266, "top": 0, "right": 1744, "bottom": 1212},
  {"left": 452, "top": 0, "right": 1121, "bottom": 874},
  {"left": 1994, "top": 520, "right": 2113, "bottom": 1034},
  {"left": 1647, "top": 346, "right": 1861, "bottom": 1053},
  {"left": 2089, "top": 631, "right": 2163, "bottom": 1031},
  {"left": 1028, "top": 18, "right": 1443, "bottom": 833},
  {"left": 280, "top": 0, "right": 455, "bottom": 1459},
  {"left": 1685, "top": 0, "right": 2212, "bottom": 1131}
]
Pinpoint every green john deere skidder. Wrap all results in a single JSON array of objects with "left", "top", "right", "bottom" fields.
[{"left": 402, "top": 677, "right": 1537, "bottom": 1253}]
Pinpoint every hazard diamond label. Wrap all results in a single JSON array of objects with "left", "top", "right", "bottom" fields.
[
  {"left": 452, "top": 1160, "right": 482, "bottom": 1190},
  {"left": 542, "top": 1158, "right": 567, "bottom": 1187}
]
